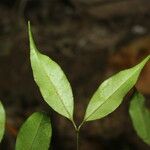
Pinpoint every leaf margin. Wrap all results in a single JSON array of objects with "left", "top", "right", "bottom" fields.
[
  {"left": 129, "top": 90, "right": 150, "bottom": 145},
  {"left": 83, "top": 55, "right": 150, "bottom": 122},
  {"left": 28, "top": 22, "right": 74, "bottom": 121},
  {"left": 15, "top": 111, "right": 52, "bottom": 150},
  {"left": 0, "top": 101, "right": 5, "bottom": 142}
]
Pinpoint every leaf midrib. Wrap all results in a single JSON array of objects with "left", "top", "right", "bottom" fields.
[
  {"left": 34, "top": 52, "right": 72, "bottom": 119},
  {"left": 29, "top": 114, "right": 43, "bottom": 150},
  {"left": 85, "top": 67, "right": 140, "bottom": 121}
]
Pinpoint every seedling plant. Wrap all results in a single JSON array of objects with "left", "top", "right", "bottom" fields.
[{"left": 0, "top": 22, "right": 150, "bottom": 150}]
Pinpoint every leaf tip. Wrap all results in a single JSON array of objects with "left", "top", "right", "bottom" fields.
[
  {"left": 142, "top": 54, "right": 150, "bottom": 65},
  {"left": 27, "top": 21, "right": 38, "bottom": 54},
  {"left": 148, "top": 54, "right": 150, "bottom": 60},
  {"left": 145, "top": 54, "right": 150, "bottom": 62},
  {"left": 27, "top": 21, "right": 32, "bottom": 41},
  {"left": 28, "top": 21, "right": 30, "bottom": 29}
]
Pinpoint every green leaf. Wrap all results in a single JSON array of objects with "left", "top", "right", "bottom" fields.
[
  {"left": 16, "top": 112, "right": 52, "bottom": 150},
  {"left": 28, "top": 22, "right": 74, "bottom": 121},
  {"left": 129, "top": 91, "right": 150, "bottom": 145},
  {"left": 0, "top": 101, "right": 5, "bottom": 142},
  {"left": 84, "top": 55, "right": 150, "bottom": 121}
]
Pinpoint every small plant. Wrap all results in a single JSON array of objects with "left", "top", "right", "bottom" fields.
[
  {"left": 0, "top": 23, "right": 150, "bottom": 150},
  {"left": 27, "top": 21, "right": 150, "bottom": 149},
  {"left": 129, "top": 90, "right": 150, "bottom": 145}
]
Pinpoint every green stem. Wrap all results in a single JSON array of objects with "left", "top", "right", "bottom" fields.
[
  {"left": 71, "top": 120, "right": 85, "bottom": 150},
  {"left": 76, "top": 130, "right": 79, "bottom": 150},
  {"left": 78, "top": 121, "right": 84, "bottom": 131},
  {"left": 72, "top": 119, "right": 77, "bottom": 131}
]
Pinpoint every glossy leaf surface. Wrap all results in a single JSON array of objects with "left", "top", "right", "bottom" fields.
[
  {"left": 28, "top": 23, "right": 74, "bottom": 120},
  {"left": 0, "top": 101, "right": 5, "bottom": 142},
  {"left": 16, "top": 112, "right": 52, "bottom": 150},
  {"left": 84, "top": 55, "right": 150, "bottom": 121},
  {"left": 129, "top": 91, "right": 150, "bottom": 145}
]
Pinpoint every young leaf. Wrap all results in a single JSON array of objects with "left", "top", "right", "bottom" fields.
[
  {"left": 28, "top": 22, "right": 74, "bottom": 121},
  {"left": 16, "top": 112, "right": 52, "bottom": 150},
  {"left": 129, "top": 91, "right": 150, "bottom": 145},
  {"left": 0, "top": 101, "right": 5, "bottom": 142},
  {"left": 84, "top": 55, "right": 150, "bottom": 121}
]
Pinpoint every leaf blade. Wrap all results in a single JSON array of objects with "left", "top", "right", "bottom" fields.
[
  {"left": 84, "top": 55, "right": 150, "bottom": 121},
  {"left": 0, "top": 101, "right": 5, "bottom": 142},
  {"left": 129, "top": 91, "right": 150, "bottom": 145},
  {"left": 28, "top": 22, "right": 74, "bottom": 120},
  {"left": 16, "top": 112, "right": 52, "bottom": 150}
]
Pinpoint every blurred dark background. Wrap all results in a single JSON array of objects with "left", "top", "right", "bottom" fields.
[{"left": 0, "top": 0, "right": 150, "bottom": 149}]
